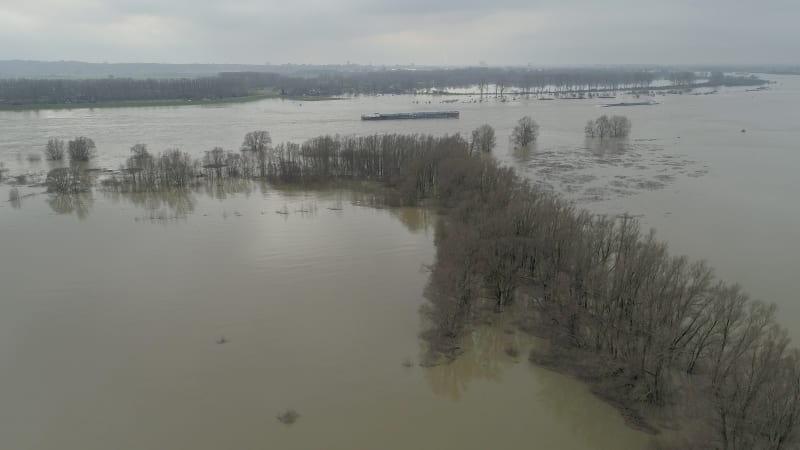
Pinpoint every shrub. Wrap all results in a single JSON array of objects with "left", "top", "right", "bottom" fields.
[
  {"left": 45, "top": 138, "right": 66, "bottom": 160},
  {"left": 68, "top": 136, "right": 97, "bottom": 161},
  {"left": 585, "top": 115, "right": 631, "bottom": 138},
  {"left": 46, "top": 167, "right": 91, "bottom": 193}
]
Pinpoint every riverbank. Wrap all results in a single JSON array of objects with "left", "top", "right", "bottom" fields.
[
  {"left": 0, "top": 92, "right": 278, "bottom": 111},
  {"left": 0, "top": 92, "right": 346, "bottom": 111}
]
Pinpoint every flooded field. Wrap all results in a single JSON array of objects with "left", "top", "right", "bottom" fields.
[
  {"left": 0, "top": 185, "right": 649, "bottom": 450},
  {"left": 2, "top": 74, "right": 799, "bottom": 449}
]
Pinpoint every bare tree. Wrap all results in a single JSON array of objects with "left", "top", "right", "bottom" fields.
[
  {"left": 511, "top": 116, "right": 539, "bottom": 148},
  {"left": 585, "top": 115, "right": 631, "bottom": 138},
  {"left": 44, "top": 138, "right": 65, "bottom": 161},
  {"left": 241, "top": 131, "right": 272, "bottom": 178},
  {"left": 470, "top": 124, "right": 496, "bottom": 154},
  {"left": 67, "top": 136, "right": 96, "bottom": 162},
  {"left": 584, "top": 120, "right": 596, "bottom": 138}
]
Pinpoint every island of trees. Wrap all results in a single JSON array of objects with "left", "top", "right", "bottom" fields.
[{"left": 585, "top": 115, "right": 632, "bottom": 138}]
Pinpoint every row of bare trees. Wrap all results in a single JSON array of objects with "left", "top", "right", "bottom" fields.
[{"left": 109, "top": 132, "right": 470, "bottom": 199}]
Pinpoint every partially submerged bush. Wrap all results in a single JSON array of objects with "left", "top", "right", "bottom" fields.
[
  {"left": 68, "top": 136, "right": 97, "bottom": 162},
  {"left": 585, "top": 115, "right": 631, "bottom": 138},
  {"left": 46, "top": 167, "right": 91, "bottom": 194},
  {"left": 113, "top": 147, "right": 199, "bottom": 191},
  {"left": 8, "top": 187, "right": 20, "bottom": 202},
  {"left": 45, "top": 138, "right": 66, "bottom": 161},
  {"left": 26, "top": 153, "right": 42, "bottom": 162}
]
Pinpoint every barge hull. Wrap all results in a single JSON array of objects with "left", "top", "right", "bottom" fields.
[{"left": 361, "top": 111, "right": 460, "bottom": 121}]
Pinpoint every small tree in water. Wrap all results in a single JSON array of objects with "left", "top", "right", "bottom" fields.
[
  {"left": 46, "top": 167, "right": 91, "bottom": 193},
  {"left": 470, "top": 124, "right": 496, "bottom": 154},
  {"left": 45, "top": 138, "right": 65, "bottom": 161},
  {"left": 68, "top": 136, "right": 96, "bottom": 162},
  {"left": 511, "top": 116, "right": 539, "bottom": 148},
  {"left": 241, "top": 131, "right": 272, "bottom": 178},
  {"left": 585, "top": 115, "right": 631, "bottom": 138}
]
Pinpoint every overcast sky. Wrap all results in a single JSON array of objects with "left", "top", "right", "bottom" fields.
[{"left": 0, "top": 0, "right": 796, "bottom": 65}]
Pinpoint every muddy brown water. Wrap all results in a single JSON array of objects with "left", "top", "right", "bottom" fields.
[
  {"left": 3, "top": 74, "right": 799, "bottom": 449},
  {"left": 0, "top": 187, "right": 649, "bottom": 449}
]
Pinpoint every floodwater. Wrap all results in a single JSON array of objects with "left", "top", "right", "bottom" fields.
[
  {"left": 0, "top": 185, "right": 649, "bottom": 450},
  {"left": 2, "top": 74, "right": 799, "bottom": 449}
]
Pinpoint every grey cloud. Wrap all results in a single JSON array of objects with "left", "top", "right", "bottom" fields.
[{"left": 0, "top": 0, "right": 797, "bottom": 65}]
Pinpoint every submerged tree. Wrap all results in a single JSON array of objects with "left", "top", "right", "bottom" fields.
[
  {"left": 67, "top": 136, "right": 96, "bottom": 162},
  {"left": 241, "top": 130, "right": 272, "bottom": 178},
  {"left": 511, "top": 116, "right": 539, "bottom": 148},
  {"left": 46, "top": 167, "right": 91, "bottom": 193},
  {"left": 470, "top": 124, "right": 496, "bottom": 154},
  {"left": 45, "top": 138, "right": 65, "bottom": 161},
  {"left": 585, "top": 115, "right": 631, "bottom": 138},
  {"left": 125, "top": 143, "right": 154, "bottom": 186}
]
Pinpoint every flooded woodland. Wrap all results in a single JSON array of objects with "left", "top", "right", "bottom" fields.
[{"left": 2, "top": 75, "right": 800, "bottom": 450}]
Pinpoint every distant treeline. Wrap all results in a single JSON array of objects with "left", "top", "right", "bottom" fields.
[
  {"left": 220, "top": 67, "right": 659, "bottom": 96},
  {"left": 0, "top": 67, "right": 767, "bottom": 106},
  {"left": 0, "top": 77, "right": 251, "bottom": 106}
]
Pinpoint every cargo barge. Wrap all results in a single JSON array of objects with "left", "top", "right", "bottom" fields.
[
  {"left": 361, "top": 111, "right": 460, "bottom": 121},
  {"left": 603, "top": 101, "right": 658, "bottom": 107}
]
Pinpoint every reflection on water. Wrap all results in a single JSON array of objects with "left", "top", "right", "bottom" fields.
[
  {"left": 387, "top": 206, "right": 435, "bottom": 234},
  {"left": 585, "top": 136, "right": 629, "bottom": 157},
  {"left": 199, "top": 177, "right": 265, "bottom": 200},
  {"left": 45, "top": 177, "right": 436, "bottom": 242},
  {"left": 9, "top": 195, "right": 21, "bottom": 209},
  {"left": 103, "top": 189, "right": 196, "bottom": 221},
  {"left": 424, "top": 326, "right": 518, "bottom": 400},
  {"left": 510, "top": 142, "right": 538, "bottom": 165},
  {"left": 47, "top": 192, "right": 94, "bottom": 219}
]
